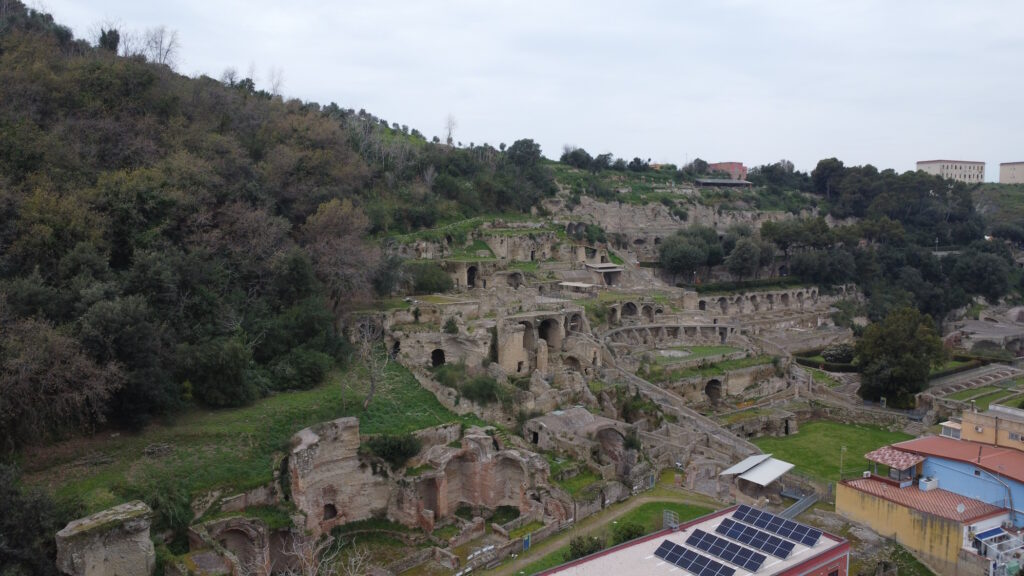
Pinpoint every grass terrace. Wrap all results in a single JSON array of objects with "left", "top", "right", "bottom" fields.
[
  {"left": 24, "top": 359, "right": 487, "bottom": 517},
  {"left": 752, "top": 421, "right": 912, "bottom": 482}
]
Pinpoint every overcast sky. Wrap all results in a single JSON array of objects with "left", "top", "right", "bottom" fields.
[{"left": 42, "top": 0, "right": 1023, "bottom": 178}]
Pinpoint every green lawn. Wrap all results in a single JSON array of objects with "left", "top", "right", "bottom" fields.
[
  {"left": 516, "top": 502, "right": 712, "bottom": 575},
  {"left": 973, "top": 390, "right": 1020, "bottom": 411},
  {"left": 24, "top": 359, "right": 485, "bottom": 516},
  {"left": 946, "top": 385, "right": 1004, "bottom": 401},
  {"left": 614, "top": 502, "right": 713, "bottom": 534},
  {"left": 930, "top": 359, "right": 970, "bottom": 376},
  {"left": 752, "top": 421, "right": 912, "bottom": 482},
  {"left": 557, "top": 470, "right": 603, "bottom": 497},
  {"left": 806, "top": 367, "right": 842, "bottom": 388}
]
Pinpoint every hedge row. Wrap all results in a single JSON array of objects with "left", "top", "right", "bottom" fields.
[{"left": 794, "top": 356, "right": 859, "bottom": 373}]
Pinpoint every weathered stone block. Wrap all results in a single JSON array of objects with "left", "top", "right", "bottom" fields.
[{"left": 56, "top": 500, "right": 155, "bottom": 576}]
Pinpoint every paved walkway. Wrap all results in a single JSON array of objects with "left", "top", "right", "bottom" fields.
[{"left": 484, "top": 489, "right": 723, "bottom": 576}]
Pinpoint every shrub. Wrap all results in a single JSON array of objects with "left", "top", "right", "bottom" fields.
[
  {"left": 612, "top": 521, "right": 645, "bottom": 544},
  {"left": 432, "top": 363, "right": 466, "bottom": 389},
  {"left": 271, "top": 348, "right": 333, "bottom": 390},
  {"left": 408, "top": 262, "right": 453, "bottom": 294},
  {"left": 183, "top": 336, "right": 259, "bottom": 408},
  {"left": 822, "top": 343, "right": 855, "bottom": 363},
  {"left": 365, "top": 433, "right": 422, "bottom": 469},
  {"left": 566, "top": 535, "right": 606, "bottom": 560},
  {"left": 460, "top": 375, "right": 507, "bottom": 405},
  {"left": 443, "top": 317, "right": 459, "bottom": 334},
  {"left": 0, "top": 464, "right": 68, "bottom": 576}
]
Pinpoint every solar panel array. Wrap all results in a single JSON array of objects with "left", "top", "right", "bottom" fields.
[
  {"left": 733, "top": 505, "right": 823, "bottom": 547},
  {"left": 654, "top": 540, "right": 736, "bottom": 576},
  {"left": 685, "top": 529, "right": 767, "bottom": 571},
  {"left": 715, "top": 518, "right": 795, "bottom": 559}
]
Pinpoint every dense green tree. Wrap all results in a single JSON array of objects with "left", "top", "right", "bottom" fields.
[
  {"left": 811, "top": 157, "right": 844, "bottom": 198},
  {"left": 506, "top": 138, "right": 542, "bottom": 168},
  {"left": 0, "top": 464, "right": 67, "bottom": 576},
  {"left": 856, "top": 307, "right": 945, "bottom": 408},
  {"left": 725, "top": 238, "right": 761, "bottom": 280},
  {"left": 659, "top": 233, "right": 708, "bottom": 284}
]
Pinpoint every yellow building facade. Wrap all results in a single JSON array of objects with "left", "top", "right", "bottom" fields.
[
  {"left": 960, "top": 405, "right": 1024, "bottom": 448},
  {"left": 837, "top": 482, "right": 962, "bottom": 573}
]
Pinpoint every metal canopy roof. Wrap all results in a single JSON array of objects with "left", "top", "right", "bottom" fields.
[
  {"left": 720, "top": 454, "right": 771, "bottom": 476},
  {"left": 738, "top": 458, "right": 795, "bottom": 487}
]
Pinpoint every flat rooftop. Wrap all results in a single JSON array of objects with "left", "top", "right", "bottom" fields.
[
  {"left": 843, "top": 477, "right": 1005, "bottom": 523},
  {"left": 917, "top": 159, "right": 985, "bottom": 164},
  {"left": 542, "top": 506, "right": 847, "bottom": 576}
]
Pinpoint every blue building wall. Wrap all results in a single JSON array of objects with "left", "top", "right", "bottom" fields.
[{"left": 922, "top": 456, "right": 1024, "bottom": 527}]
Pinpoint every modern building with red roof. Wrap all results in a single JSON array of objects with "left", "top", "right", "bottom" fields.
[
  {"left": 836, "top": 407, "right": 1024, "bottom": 575},
  {"left": 540, "top": 505, "right": 849, "bottom": 576}
]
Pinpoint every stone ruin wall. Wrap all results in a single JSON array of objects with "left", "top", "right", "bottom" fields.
[
  {"left": 287, "top": 418, "right": 568, "bottom": 538},
  {"left": 56, "top": 501, "right": 156, "bottom": 576}
]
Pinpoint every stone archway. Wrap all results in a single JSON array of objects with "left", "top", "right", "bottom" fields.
[
  {"left": 698, "top": 300, "right": 707, "bottom": 311},
  {"left": 467, "top": 266, "right": 478, "bottom": 289},
  {"left": 717, "top": 297, "right": 728, "bottom": 314},
  {"left": 539, "top": 318, "right": 564, "bottom": 350},
  {"left": 520, "top": 321, "right": 536, "bottom": 352},
  {"left": 705, "top": 379, "right": 723, "bottom": 404},
  {"left": 622, "top": 302, "right": 638, "bottom": 318},
  {"left": 642, "top": 305, "right": 655, "bottom": 323},
  {"left": 567, "top": 313, "right": 584, "bottom": 333},
  {"left": 780, "top": 293, "right": 790, "bottom": 308},
  {"left": 431, "top": 348, "right": 446, "bottom": 367},
  {"left": 507, "top": 272, "right": 524, "bottom": 288},
  {"left": 564, "top": 356, "right": 582, "bottom": 373},
  {"left": 749, "top": 295, "right": 760, "bottom": 311},
  {"left": 391, "top": 340, "right": 401, "bottom": 358}
]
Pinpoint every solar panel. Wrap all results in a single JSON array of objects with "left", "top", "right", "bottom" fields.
[
  {"left": 653, "top": 540, "right": 736, "bottom": 576},
  {"left": 716, "top": 518, "right": 795, "bottom": 559},
  {"left": 733, "top": 505, "right": 823, "bottom": 547},
  {"left": 686, "top": 529, "right": 767, "bottom": 571}
]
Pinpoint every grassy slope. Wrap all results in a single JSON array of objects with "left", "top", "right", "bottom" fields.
[
  {"left": 752, "top": 421, "right": 912, "bottom": 482},
  {"left": 516, "top": 502, "right": 713, "bottom": 575},
  {"left": 973, "top": 183, "right": 1024, "bottom": 228},
  {"left": 22, "top": 360, "right": 483, "bottom": 514}
]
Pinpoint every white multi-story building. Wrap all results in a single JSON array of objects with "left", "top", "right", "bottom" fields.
[
  {"left": 916, "top": 159, "right": 985, "bottom": 183},
  {"left": 1001, "top": 162, "right": 1024, "bottom": 184}
]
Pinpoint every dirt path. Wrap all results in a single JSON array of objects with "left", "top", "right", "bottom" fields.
[{"left": 484, "top": 490, "right": 723, "bottom": 576}]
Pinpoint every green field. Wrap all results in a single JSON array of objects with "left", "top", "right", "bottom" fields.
[
  {"left": 972, "top": 390, "right": 1021, "bottom": 411},
  {"left": 23, "top": 359, "right": 485, "bottom": 516},
  {"left": 752, "top": 421, "right": 912, "bottom": 482},
  {"left": 945, "top": 385, "right": 1002, "bottom": 401},
  {"left": 614, "top": 502, "right": 713, "bottom": 534}
]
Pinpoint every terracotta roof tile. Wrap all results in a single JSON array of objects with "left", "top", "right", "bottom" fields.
[
  {"left": 844, "top": 477, "right": 1005, "bottom": 522},
  {"left": 893, "top": 436, "right": 1024, "bottom": 485},
  {"left": 864, "top": 446, "right": 925, "bottom": 470}
]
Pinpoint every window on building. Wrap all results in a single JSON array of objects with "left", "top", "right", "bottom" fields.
[
  {"left": 828, "top": 570, "right": 839, "bottom": 576},
  {"left": 1011, "top": 432, "right": 1021, "bottom": 441},
  {"left": 976, "top": 426, "right": 984, "bottom": 433},
  {"left": 975, "top": 469, "right": 982, "bottom": 477}
]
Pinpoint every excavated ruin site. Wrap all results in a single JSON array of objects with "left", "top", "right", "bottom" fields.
[{"left": 56, "top": 192, "right": 941, "bottom": 576}]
